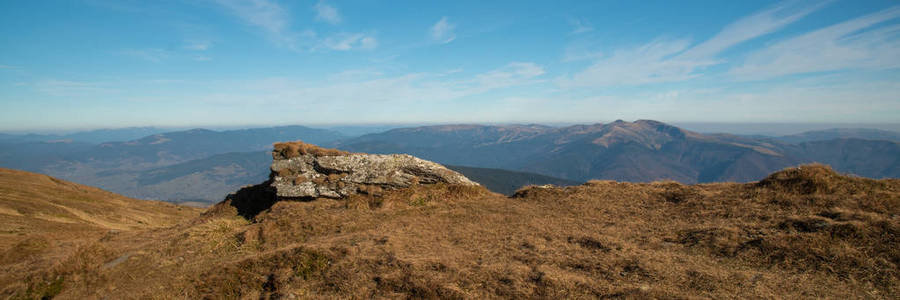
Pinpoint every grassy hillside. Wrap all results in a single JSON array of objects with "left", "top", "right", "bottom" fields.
[
  {"left": 3, "top": 164, "right": 899, "bottom": 298},
  {"left": 0, "top": 168, "right": 202, "bottom": 299}
]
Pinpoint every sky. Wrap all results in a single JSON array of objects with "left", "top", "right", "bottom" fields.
[{"left": 1, "top": 0, "right": 899, "bottom": 131}]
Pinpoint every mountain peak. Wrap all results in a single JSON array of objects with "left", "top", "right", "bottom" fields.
[{"left": 540, "top": 120, "right": 689, "bottom": 150}]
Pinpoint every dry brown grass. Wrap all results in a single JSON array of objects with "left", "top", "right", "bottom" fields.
[
  {"left": 0, "top": 168, "right": 202, "bottom": 299},
  {"left": 272, "top": 141, "right": 350, "bottom": 159},
  {"left": 3, "top": 164, "right": 900, "bottom": 299}
]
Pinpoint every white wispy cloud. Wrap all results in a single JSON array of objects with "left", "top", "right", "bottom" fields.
[
  {"left": 649, "top": 79, "right": 900, "bottom": 122},
  {"left": 314, "top": 0, "right": 342, "bottom": 24},
  {"left": 184, "top": 40, "right": 212, "bottom": 51},
  {"left": 200, "top": 62, "right": 545, "bottom": 109},
  {"left": 732, "top": 6, "right": 900, "bottom": 79},
  {"left": 569, "top": 18, "right": 593, "bottom": 35},
  {"left": 215, "top": 0, "right": 292, "bottom": 43},
  {"left": 481, "top": 75, "right": 900, "bottom": 123},
  {"left": 215, "top": 0, "right": 374, "bottom": 51},
  {"left": 559, "top": 38, "right": 700, "bottom": 87},
  {"left": 430, "top": 17, "right": 456, "bottom": 44},
  {"left": 560, "top": 1, "right": 828, "bottom": 87},
  {"left": 471, "top": 62, "right": 545, "bottom": 91},
  {"left": 321, "top": 33, "right": 377, "bottom": 51},
  {"left": 679, "top": 1, "right": 829, "bottom": 60},
  {"left": 0, "top": 65, "right": 17, "bottom": 69}
]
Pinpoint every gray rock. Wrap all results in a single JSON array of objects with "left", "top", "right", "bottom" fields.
[{"left": 270, "top": 142, "right": 478, "bottom": 199}]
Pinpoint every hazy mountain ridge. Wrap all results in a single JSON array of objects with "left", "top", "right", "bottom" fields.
[
  {"left": 336, "top": 120, "right": 900, "bottom": 183},
  {"left": 79, "top": 126, "right": 345, "bottom": 165},
  {"left": 776, "top": 128, "right": 900, "bottom": 144},
  {"left": 784, "top": 138, "right": 900, "bottom": 177},
  {"left": 0, "top": 126, "right": 346, "bottom": 204},
  {"left": 0, "top": 121, "right": 898, "bottom": 204},
  {"left": 0, "top": 127, "right": 173, "bottom": 144}
]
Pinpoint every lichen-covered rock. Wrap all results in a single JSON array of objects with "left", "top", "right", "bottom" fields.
[{"left": 270, "top": 141, "right": 478, "bottom": 199}]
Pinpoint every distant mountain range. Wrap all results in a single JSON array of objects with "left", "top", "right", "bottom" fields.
[
  {"left": 0, "top": 126, "right": 346, "bottom": 204},
  {"left": 0, "top": 121, "right": 897, "bottom": 204},
  {"left": 773, "top": 128, "right": 900, "bottom": 144},
  {"left": 334, "top": 120, "right": 900, "bottom": 183},
  {"left": 0, "top": 127, "right": 173, "bottom": 144},
  {"left": 78, "top": 150, "right": 578, "bottom": 202},
  {"left": 76, "top": 126, "right": 345, "bottom": 165}
]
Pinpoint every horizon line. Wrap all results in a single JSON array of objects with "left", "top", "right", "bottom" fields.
[{"left": 4, "top": 120, "right": 900, "bottom": 135}]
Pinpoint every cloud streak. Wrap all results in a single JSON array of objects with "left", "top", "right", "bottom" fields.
[
  {"left": 215, "top": 0, "right": 373, "bottom": 51},
  {"left": 680, "top": 1, "right": 830, "bottom": 60},
  {"left": 184, "top": 40, "right": 212, "bottom": 51},
  {"left": 214, "top": 0, "right": 295, "bottom": 47},
  {"left": 732, "top": 6, "right": 900, "bottom": 79},
  {"left": 321, "top": 33, "right": 377, "bottom": 51},
  {"left": 430, "top": 17, "right": 456, "bottom": 44},
  {"left": 314, "top": 1, "right": 342, "bottom": 24},
  {"left": 560, "top": 1, "right": 829, "bottom": 87},
  {"left": 569, "top": 18, "right": 593, "bottom": 35},
  {"left": 201, "top": 62, "right": 545, "bottom": 109}
]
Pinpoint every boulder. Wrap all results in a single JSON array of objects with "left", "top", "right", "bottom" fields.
[{"left": 269, "top": 141, "right": 478, "bottom": 199}]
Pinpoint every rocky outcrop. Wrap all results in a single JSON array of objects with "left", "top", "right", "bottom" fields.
[{"left": 269, "top": 141, "right": 478, "bottom": 199}]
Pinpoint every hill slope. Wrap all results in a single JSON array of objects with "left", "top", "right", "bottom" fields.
[
  {"left": 0, "top": 168, "right": 199, "bottom": 238},
  {"left": 0, "top": 168, "right": 201, "bottom": 298},
  {"left": 3, "top": 164, "right": 898, "bottom": 298}
]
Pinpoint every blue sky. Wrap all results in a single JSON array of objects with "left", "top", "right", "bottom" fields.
[{"left": 1, "top": 0, "right": 899, "bottom": 131}]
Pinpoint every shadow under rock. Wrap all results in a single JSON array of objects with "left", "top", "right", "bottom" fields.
[{"left": 223, "top": 181, "right": 279, "bottom": 220}]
